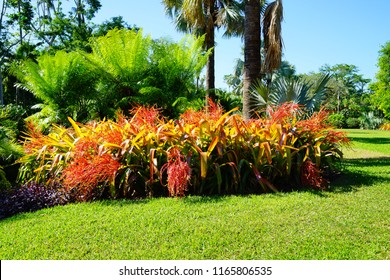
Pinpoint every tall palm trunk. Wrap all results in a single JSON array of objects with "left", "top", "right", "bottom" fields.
[
  {"left": 242, "top": 0, "right": 261, "bottom": 120},
  {"left": 0, "top": 68, "right": 3, "bottom": 105},
  {"left": 205, "top": 0, "right": 216, "bottom": 99}
]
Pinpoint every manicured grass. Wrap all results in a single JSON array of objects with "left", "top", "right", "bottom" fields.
[
  {"left": 0, "top": 129, "right": 389, "bottom": 260},
  {"left": 343, "top": 129, "right": 390, "bottom": 157}
]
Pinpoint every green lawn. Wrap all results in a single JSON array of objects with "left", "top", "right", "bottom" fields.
[{"left": 0, "top": 129, "right": 389, "bottom": 260}]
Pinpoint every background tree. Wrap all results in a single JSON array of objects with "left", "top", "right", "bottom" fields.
[
  {"left": 93, "top": 16, "right": 137, "bottom": 37},
  {"left": 318, "top": 63, "right": 374, "bottom": 128},
  {"left": 31, "top": 0, "right": 101, "bottom": 51},
  {"left": 320, "top": 64, "right": 371, "bottom": 113},
  {"left": 1, "top": 0, "right": 34, "bottom": 105},
  {"left": 370, "top": 41, "right": 390, "bottom": 119},
  {"left": 162, "top": 0, "right": 243, "bottom": 98}
]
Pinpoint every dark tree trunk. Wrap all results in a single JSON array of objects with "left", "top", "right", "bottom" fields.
[
  {"left": 242, "top": 0, "right": 261, "bottom": 120},
  {"left": 205, "top": 0, "right": 216, "bottom": 100},
  {"left": 205, "top": 30, "right": 215, "bottom": 97},
  {"left": 0, "top": 69, "right": 3, "bottom": 105}
]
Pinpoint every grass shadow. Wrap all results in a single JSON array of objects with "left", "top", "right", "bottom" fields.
[
  {"left": 182, "top": 195, "right": 234, "bottom": 204},
  {"left": 329, "top": 156, "right": 390, "bottom": 193},
  {"left": 97, "top": 198, "right": 152, "bottom": 207},
  {"left": 349, "top": 137, "right": 390, "bottom": 145}
]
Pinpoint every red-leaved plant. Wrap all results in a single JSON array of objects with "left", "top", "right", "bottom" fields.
[
  {"left": 160, "top": 147, "right": 191, "bottom": 197},
  {"left": 300, "top": 159, "right": 328, "bottom": 190}
]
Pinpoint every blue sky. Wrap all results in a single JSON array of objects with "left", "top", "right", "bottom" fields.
[{"left": 93, "top": 0, "right": 390, "bottom": 89}]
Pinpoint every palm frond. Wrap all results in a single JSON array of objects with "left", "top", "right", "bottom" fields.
[
  {"left": 305, "top": 74, "right": 331, "bottom": 114},
  {"left": 249, "top": 80, "right": 269, "bottom": 113},
  {"left": 182, "top": 0, "right": 206, "bottom": 29},
  {"left": 249, "top": 72, "right": 330, "bottom": 116},
  {"left": 88, "top": 29, "right": 151, "bottom": 85},
  {"left": 262, "top": 0, "right": 284, "bottom": 74},
  {"left": 216, "top": 0, "right": 244, "bottom": 38}
]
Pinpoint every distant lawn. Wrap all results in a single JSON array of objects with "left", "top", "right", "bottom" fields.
[
  {"left": 0, "top": 129, "right": 389, "bottom": 260},
  {"left": 343, "top": 129, "right": 390, "bottom": 157}
]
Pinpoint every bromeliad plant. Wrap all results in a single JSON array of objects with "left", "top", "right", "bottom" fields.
[{"left": 17, "top": 101, "right": 349, "bottom": 201}]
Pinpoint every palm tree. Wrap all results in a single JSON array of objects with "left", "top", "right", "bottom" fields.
[
  {"left": 242, "top": 0, "right": 283, "bottom": 120},
  {"left": 162, "top": 0, "right": 243, "bottom": 98}
]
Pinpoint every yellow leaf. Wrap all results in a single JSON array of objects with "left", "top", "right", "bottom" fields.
[
  {"left": 67, "top": 117, "right": 83, "bottom": 138},
  {"left": 207, "top": 136, "right": 219, "bottom": 156},
  {"left": 200, "top": 152, "right": 208, "bottom": 179}
]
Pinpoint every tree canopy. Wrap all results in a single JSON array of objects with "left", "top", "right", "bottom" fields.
[{"left": 371, "top": 41, "right": 390, "bottom": 118}]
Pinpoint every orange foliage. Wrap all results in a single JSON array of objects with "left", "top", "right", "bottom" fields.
[{"left": 62, "top": 137, "right": 120, "bottom": 201}]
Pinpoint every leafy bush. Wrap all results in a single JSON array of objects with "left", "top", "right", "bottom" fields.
[
  {"left": 0, "top": 166, "right": 11, "bottom": 190},
  {"left": 327, "top": 113, "right": 345, "bottom": 128},
  {"left": 0, "top": 182, "right": 69, "bottom": 219},
  {"left": 0, "top": 105, "right": 25, "bottom": 187},
  {"left": 17, "top": 102, "right": 349, "bottom": 201},
  {"left": 0, "top": 127, "right": 24, "bottom": 166},
  {"left": 0, "top": 104, "right": 27, "bottom": 139},
  {"left": 214, "top": 89, "right": 242, "bottom": 111},
  {"left": 346, "top": 117, "right": 360, "bottom": 128}
]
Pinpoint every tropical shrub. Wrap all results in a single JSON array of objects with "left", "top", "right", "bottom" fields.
[
  {"left": 86, "top": 29, "right": 210, "bottom": 118},
  {"left": 359, "top": 112, "right": 383, "bottom": 130},
  {"left": 0, "top": 105, "right": 25, "bottom": 186},
  {"left": 17, "top": 102, "right": 349, "bottom": 201},
  {"left": 345, "top": 117, "right": 360, "bottom": 128},
  {"left": 0, "top": 126, "right": 24, "bottom": 165},
  {"left": 214, "top": 89, "right": 242, "bottom": 111},
  {"left": 0, "top": 166, "right": 11, "bottom": 190},
  {"left": 85, "top": 28, "right": 152, "bottom": 118},
  {"left": 327, "top": 113, "right": 345, "bottom": 128},
  {"left": 0, "top": 104, "right": 27, "bottom": 139},
  {"left": 146, "top": 36, "right": 210, "bottom": 116}
]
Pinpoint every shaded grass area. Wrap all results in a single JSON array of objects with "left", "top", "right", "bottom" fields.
[
  {"left": 330, "top": 157, "right": 390, "bottom": 192},
  {"left": 344, "top": 129, "right": 390, "bottom": 155},
  {"left": 0, "top": 129, "right": 389, "bottom": 260},
  {"left": 334, "top": 129, "right": 390, "bottom": 192}
]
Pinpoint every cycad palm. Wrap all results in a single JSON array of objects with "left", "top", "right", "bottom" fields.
[
  {"left": 87, "top": 29, "right": 209, "bottom": 116},
  {"left": 12, "top": 50, "right": 97, "bottom": 126},
  {"left": 87, "top": 29, "right": 151, "bottom": 92},
  {"left": 162, "top": 0, "right": 243, "bottom": 96}
]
